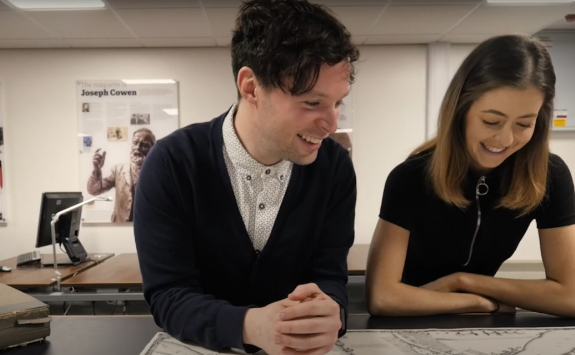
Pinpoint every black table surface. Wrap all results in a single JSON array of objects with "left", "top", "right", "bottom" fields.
[
  {"left": 348, "top": 310, "right": 575, "bottom": 330},
  {"left": 5, "top": 313, "right": 575, "bottom": 355}
]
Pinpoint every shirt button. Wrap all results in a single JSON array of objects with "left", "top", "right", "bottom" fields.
[
  {"left": 265, "top": 169, "right": 271, "bottom": 175},
  {"left": 246, "top": 175, "right": 252, "bottom": 181},
  {"left": 255, "top": 249, "right": 261, "bottom": 255},
  {"left": 258, "top": 203, "right": 265, "bottom": 210}
]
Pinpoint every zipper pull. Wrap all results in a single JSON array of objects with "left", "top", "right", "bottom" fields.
[{"left": 476, "top": 176, "right": 489, "bottom": 196}]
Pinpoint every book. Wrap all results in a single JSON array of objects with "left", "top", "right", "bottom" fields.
[{"left": 0, "top": 283, "right": 51, "bottom": 350}]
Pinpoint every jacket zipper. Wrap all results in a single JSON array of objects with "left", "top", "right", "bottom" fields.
[{"left": 463, "top": 176, "right": 489, "bottom": 266}]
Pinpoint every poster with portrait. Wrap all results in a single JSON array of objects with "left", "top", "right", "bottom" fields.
[
  {"left": 0, "top": 82, "right": 5, "bottom": 224},
  {"left": 77, "top": 79, "right": 179, "bottom": 224},
  {"left": 331, "top": 93, "right": 353, "bottom": 158}
]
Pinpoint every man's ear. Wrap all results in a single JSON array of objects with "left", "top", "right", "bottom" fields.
[{"left": 237, "top": 67, "right": 259, "bottom": 105}]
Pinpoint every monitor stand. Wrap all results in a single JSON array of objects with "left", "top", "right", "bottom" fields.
[
  {"left": 41, "top": 236, "right": 90, "bottom": 266},
  {"left": 41, "top": 254, "right": 80, "bottom": 266}
]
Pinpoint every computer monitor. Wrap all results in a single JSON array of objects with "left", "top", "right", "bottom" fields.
[{"left": 36, "top": 192, "right": 89, "bottom": 265}]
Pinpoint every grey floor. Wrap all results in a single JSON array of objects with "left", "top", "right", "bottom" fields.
[{"left": 47, "top": 278, "right": 368, "bottom": 316}]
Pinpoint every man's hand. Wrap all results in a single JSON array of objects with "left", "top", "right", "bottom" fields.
[
  {"left": 242, "top": 298, "right": 300, "bottom": 355},
  {"left": 242, "top": 284, "right": 342, "bottom": 355},
  {"left": 92, "top": 148, "right": 106, "bottom": 171},
  {"left": 420, "top": 273, "right": 463, "bottom": 293},
  {"left": 276, "top": 283, "right": 342, "bottom": 355}
]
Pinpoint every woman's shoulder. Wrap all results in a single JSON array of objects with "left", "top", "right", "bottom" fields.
[
  {"left": 548, "top": 153, "right": 570, "bottom": 174},
  {"left": 388, "top": 150, "right": 432, "bottom": 182},
  {"left": 547, "top": 153, "right": 573, "bottom": 188},
  {"left": 403, "top": 149, "right": 432, "bottom": 171}
]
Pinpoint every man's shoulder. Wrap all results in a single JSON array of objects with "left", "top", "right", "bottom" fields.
[
  {"left": 311, "top": 138, "right": 356, "bottom": 186},
  {"left": 318, "top": 137, "right": 352, "bottom": 165},
  {"left": 154, "top": 111, "right": 227, "bottom": 155}
]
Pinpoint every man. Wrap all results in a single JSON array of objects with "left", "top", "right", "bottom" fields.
[
  {"left": 87, "top": 128, "right": 155, "bottom": 222},
  {"left": 134, "top": 1, "right": 359, "bottom": 354},
  {"left": 329, "top": 132, "right": 352, "bottom": 157}
]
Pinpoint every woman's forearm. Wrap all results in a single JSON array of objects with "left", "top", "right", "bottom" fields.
[
  {"left": 459, "top": 273, "right": 575, "bottom": 318},
  {"left": 367, "top": 282, "right": 494, "bottom": 317}
]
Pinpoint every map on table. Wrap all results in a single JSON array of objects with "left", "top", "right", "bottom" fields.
[{"left": 140, "top": 327, "right": 575, "bottom": 355}]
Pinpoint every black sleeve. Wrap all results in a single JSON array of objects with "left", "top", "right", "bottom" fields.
[
  {"left": 301, "top": 149, "right": 356, "bottom": 337},
  {"left": 378, "top": 161, "right": 418, "bottom": 231},
  {"left": 536, "top": 154, "right": 575, "bottom": 229},
  {"left": 134, "top": 143, "right": 249, "bottom": 351}
]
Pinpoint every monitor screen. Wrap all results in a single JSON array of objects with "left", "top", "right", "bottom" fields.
[{"left": 36, "top": 192, "right": 83, "bottom": 248}]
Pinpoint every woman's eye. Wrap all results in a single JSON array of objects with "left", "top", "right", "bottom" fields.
[
  {"left": 482, "top": 120, "right": 499, "bottom": 126},
  {"left": 305, "top": 101, "right": 320, "bottom": 107}
]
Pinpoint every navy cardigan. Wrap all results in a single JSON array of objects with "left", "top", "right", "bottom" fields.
[{"left": 134, "top": 110, "right": 356, "bottom": 351}]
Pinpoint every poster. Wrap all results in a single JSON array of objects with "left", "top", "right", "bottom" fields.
[
  {"left": 77, "top": 79, "right": 179, "bottom": 224},
  {"left": 537, "top": 33, "right": 575, "bottom": 132},
  {"left": 331, "top": 94, "right": 353, "bottom": 157},
  {"left": 0, "top": 82, "right": 5, "bottom": 223},
  {"left": 553, "top": 109, "right": 568, "bottom": 128}
]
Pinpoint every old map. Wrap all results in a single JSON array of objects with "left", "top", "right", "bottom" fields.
[{"left": 140, "top": 328, "right": 575, "bottom": 355}]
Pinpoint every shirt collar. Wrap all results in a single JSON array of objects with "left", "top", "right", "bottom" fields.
[{"left": 222, "top": 103, "right": 292, "bottom": 178}]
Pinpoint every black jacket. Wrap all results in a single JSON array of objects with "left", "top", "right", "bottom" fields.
[
  {"left": 380, "top": 151, "right": 575, "bottom": 287},
  {"left": 134, "top": 111, "right": 356, "bottom": 351}
]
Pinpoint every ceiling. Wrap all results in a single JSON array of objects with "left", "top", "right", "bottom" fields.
[{"left": 0, "top": 0, "right": 574, "bottom": 48}]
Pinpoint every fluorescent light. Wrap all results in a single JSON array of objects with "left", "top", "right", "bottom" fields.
[
  {"left": 5, "top": 0, "right": 105, "bottom": 10},
  {"left": 486, "top": 0, "right": 574, "bottom": 4},
  {"left": 163, "top": 109, "right": 179, "bottom": 116},
  {"left": 121, "top": 79, "right": 176, "bottom": 85}
]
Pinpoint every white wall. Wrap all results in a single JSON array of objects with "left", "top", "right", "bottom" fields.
[
  {"left": 0, "top": 45, "right": 426, "bottom": 260},
  {"left": 0, "top": 47, "right": 237, "bottom": 260},
  {"left": 352, "top": 45, "right": 427, "bottom": 244},
  {"left": 0, "top": 43, "right": 572, "bottom": 262}
]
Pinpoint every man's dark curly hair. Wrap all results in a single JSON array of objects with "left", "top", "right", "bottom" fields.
[{"left": 231, "top": 0, "right": 360, "bottom": 97}]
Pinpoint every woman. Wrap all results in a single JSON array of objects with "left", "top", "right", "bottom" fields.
[{"left": 366, "top": 34, "right": 575, "bottom": 317}]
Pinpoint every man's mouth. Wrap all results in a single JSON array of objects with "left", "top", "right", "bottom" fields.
[{"left": 297, "top": 134, "right": 323, "bottom": 144}]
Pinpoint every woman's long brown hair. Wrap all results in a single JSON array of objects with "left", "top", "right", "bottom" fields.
[{"left": 412, "top": 35, "right": 555, "bottom": 216}]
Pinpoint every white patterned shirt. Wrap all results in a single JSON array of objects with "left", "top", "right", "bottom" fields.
[{"left": 222, "top": 104, "right": 293, "bottom": 251}]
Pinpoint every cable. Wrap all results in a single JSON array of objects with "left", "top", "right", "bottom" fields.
[
  {"left": 63, "top": 302, "right": 72, "bottom": 316},
  {"left": 63, "top": 288, "right": 75, "bottom": 316}
]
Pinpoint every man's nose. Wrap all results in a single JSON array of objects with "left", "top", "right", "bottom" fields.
[{"left": 318, "top": 107, "right": 339, "bottom": 134}]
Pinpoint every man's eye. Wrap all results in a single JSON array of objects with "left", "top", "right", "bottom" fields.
[{"left": 305, "top": 101, "right": 320, "bottom": 107}]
